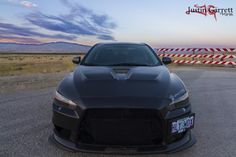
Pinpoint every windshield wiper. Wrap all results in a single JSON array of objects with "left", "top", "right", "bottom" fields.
[
  {"left": 109, "top": 63, "right": 152, "bottom": 66},
  {"left": 82, "top": 63, "right": 101, "bottom": 66},
  {"left": 82, "top": 63, "right": 156, "bottom": 66}
]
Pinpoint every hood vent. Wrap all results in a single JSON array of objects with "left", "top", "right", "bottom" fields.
[
  {"left": 112, "top": 68, "right": 130, "bottom": 74},
  {"left": 111, "top": 68, "right": 131, "bottom": 80}
]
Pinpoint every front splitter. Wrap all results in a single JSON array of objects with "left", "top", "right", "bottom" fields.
[{"left": 50, "top": 131, "right": 196, "bottom": 154}]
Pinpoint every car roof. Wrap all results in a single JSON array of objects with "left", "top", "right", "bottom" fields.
[{"left": 95, "top": 42, "right": 147, "bottom": 46}]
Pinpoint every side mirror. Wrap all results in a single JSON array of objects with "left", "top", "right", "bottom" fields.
[
  {"left": 162, "top": 57, "right": 172, "bottom": 65},
  {"left": 72, "top": 56, "right": 81, "bottom": 64}
]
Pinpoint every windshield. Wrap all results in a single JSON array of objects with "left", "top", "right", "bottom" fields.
[{"left": 81, "top": 44, "right": 161, "bottom": 66}]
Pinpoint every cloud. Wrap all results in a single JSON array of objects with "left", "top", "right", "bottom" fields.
[
  {"left": 7, "top": 0, "right": 37, "bottom": 8},
  {"left": 0, "top": 0, "right": 116, "bottom": 43},
  {"left": 0, "top": 35, "right": 42, "bottom": 44},
  {"left": 25, "top": 0, "right": 117, "bottom": 40},
  {"left": 0, "top": 22, "right": 77, "bottom": 41},
  {"left": 98, "top": 35, "right": 115, "bottom": 40},
  {"left": 25, "top": 13, "right": 95, "bottom": 36},
  {"left": 20, "top": 1, "right": 37, "bottom": 8}
]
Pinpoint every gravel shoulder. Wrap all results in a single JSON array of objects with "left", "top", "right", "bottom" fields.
[{"left": 0, "top": 72, "right": 68, "bottom": 94}]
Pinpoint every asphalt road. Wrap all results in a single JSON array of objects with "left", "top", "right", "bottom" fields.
[{"left": 1, "top": 67, "right": 236, "bottom": 157}]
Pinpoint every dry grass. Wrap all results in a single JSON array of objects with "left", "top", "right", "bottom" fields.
[
  {"left": 0, "top": 54, "right": 85, "bottom": 76},
  {"left": 1, "top": 53, "right": 235, "bottom": 77}
]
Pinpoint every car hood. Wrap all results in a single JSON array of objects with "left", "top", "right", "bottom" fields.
[{"left": 72, "top": 65, "right": 171, "bottom": 99}]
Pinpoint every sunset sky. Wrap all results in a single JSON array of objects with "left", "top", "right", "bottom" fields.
[{"left": 0, "top": 0, "right": 236, "bottom": 47}]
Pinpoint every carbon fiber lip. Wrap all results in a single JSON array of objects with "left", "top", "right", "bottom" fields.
[{"left": 50, "top": 131, "right": 196, "bottom": 154}]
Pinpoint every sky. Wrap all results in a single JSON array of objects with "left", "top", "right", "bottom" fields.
[{"left": 0, "top": 0, "right": 236, "bottom": 48}]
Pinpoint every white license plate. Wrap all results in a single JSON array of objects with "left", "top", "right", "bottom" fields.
[{"left": 171, "top": 115, "right": 194, "bottom": 134}]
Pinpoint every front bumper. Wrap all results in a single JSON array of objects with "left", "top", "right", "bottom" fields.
[
  {"left": 52, "top": 130, "right": 196, "bottom": 154},
  {"left": 52, "top": 101, "right": 196, "bottom": 154}
]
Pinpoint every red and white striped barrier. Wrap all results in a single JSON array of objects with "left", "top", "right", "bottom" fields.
[
  {"left": 159, "top": 54, "right": 236, "bottom": 59},
  {"left": 159, "top": 54, "right": 236, "bottom": 66},
  {"left": 173, "top": 60, "right": 201, "bottom": 64},
  {"left": 172, "top": 60, "right": 236, "bottom": 65},
  {"left": 201, "top": 61, "right": 236, "bottom": 65},
  {"left": 157, "top": 47, "right": 236, "bottom": 66},
  {"left": 158, "top": 48, "right": 236, "bottom": 52}
]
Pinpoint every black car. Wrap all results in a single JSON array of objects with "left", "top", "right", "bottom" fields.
[{"left": 52, "top": 43, "right": 196, "bottom": 154}]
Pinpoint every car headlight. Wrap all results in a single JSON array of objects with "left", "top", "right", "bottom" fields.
[
  {"left": 168, "top": 89, "right": 189, "bottom": 110},
  {"left": 54, "top": 91, "right": 77, "bottom": 110}
]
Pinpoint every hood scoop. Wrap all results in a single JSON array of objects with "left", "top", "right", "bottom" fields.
[
  {"left": 76, "top": 66, "right": 165, "bottom": 81},
  {"left": 111, "top": 68, "right": 131, "bottom": 80},
  {"left": 112, "top": 68, "right": 130, "bottom": 74}
]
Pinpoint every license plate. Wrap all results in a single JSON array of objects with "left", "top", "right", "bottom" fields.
[{"left": 171, "top": 115, "right": 195, "bottom": 134}]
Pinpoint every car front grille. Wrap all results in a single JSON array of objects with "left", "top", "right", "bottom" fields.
[{"left": 78, "top": 109, "right": 163, "bottom": 146}]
